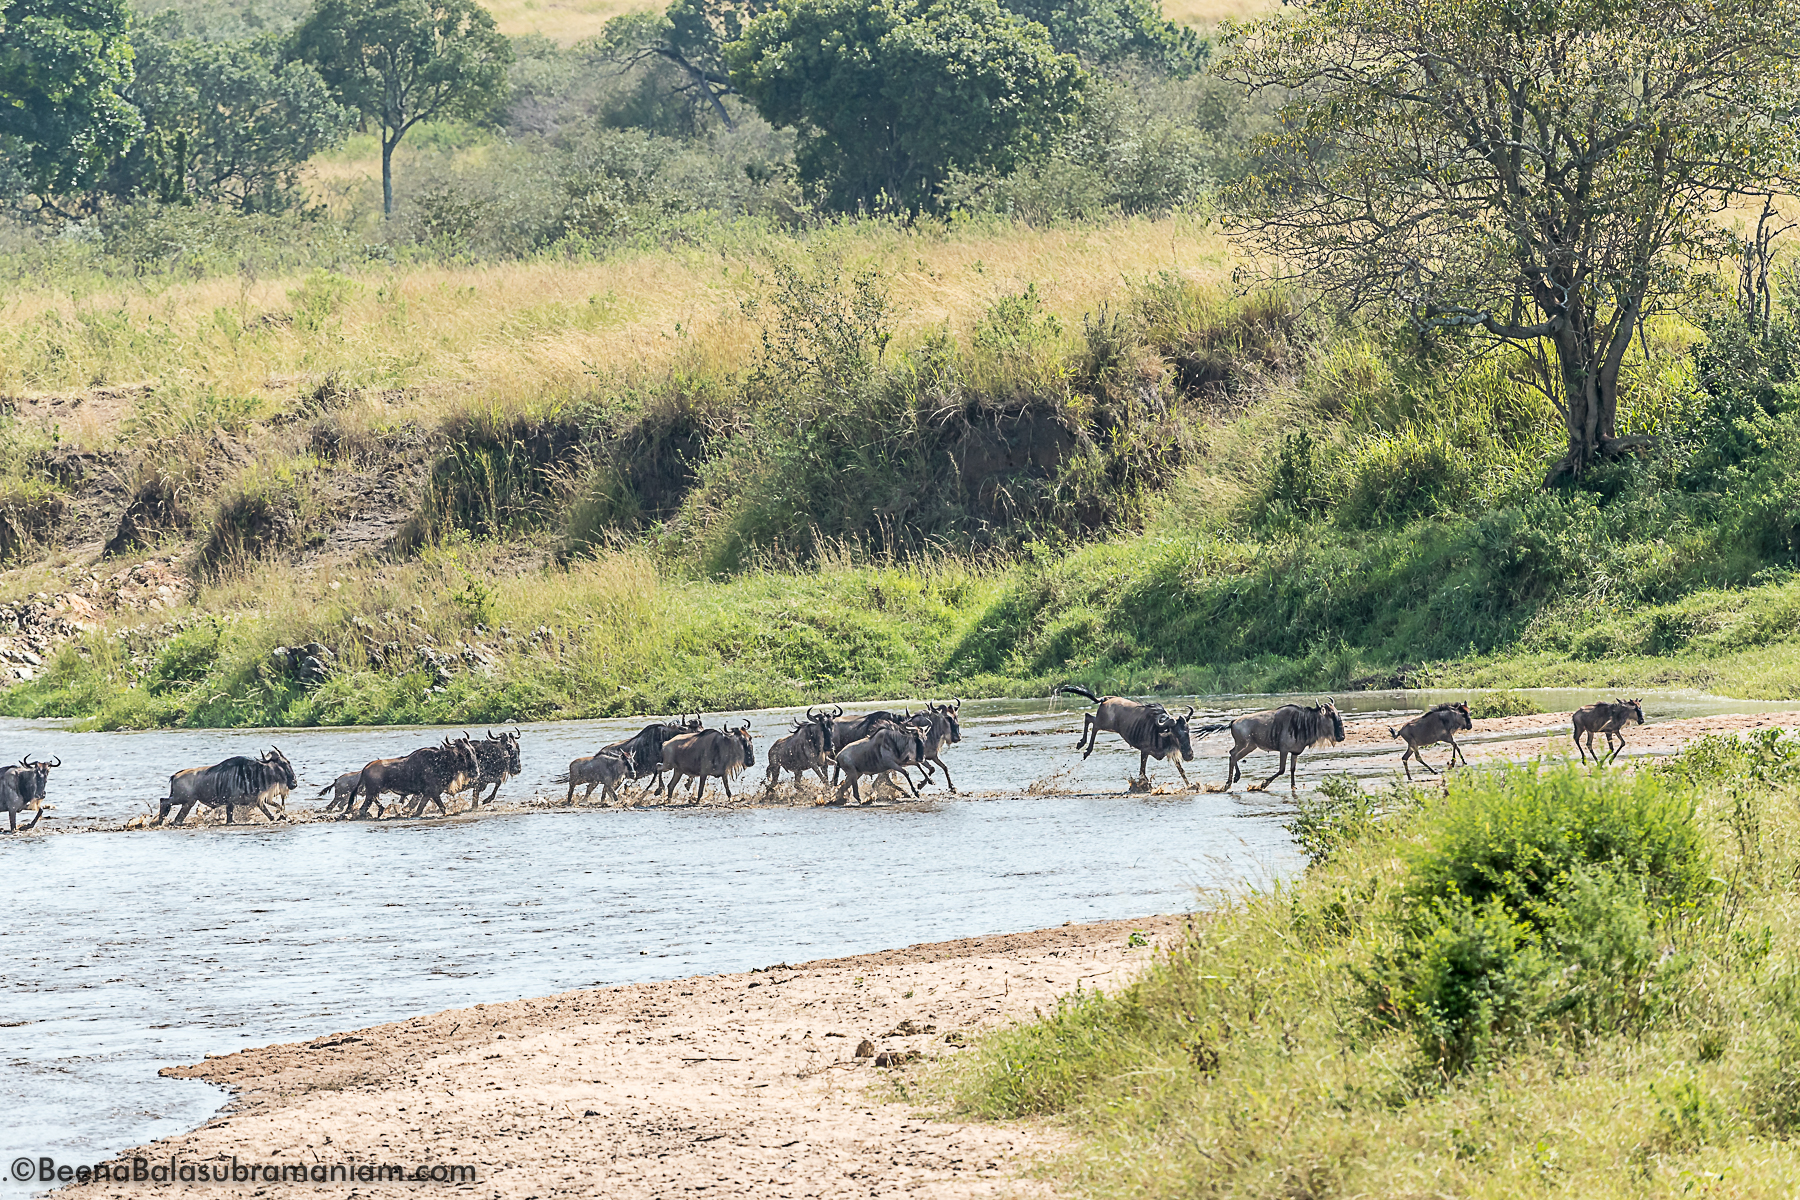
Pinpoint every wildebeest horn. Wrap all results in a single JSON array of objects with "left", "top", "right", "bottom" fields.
[
  {"left": 831, "top": 704, "right": 843, "bottom": 717},
  {"left": 18, "top": 756, "right": 31, "bottom": 767},
  {"left": 1183, "top": 706, "right": 1194, "bottom": 719},
  {"left": 47, "top": 755, "right": 60, "bottom": 768}
]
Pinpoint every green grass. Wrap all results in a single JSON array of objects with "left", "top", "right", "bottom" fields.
[{"left": 932, "top": 748, "right": 1800, "bottom": 1198}]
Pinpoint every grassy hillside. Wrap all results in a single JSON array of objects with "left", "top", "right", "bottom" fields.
[
  {"left": 936, "top": 745, "right": 1800, "bottom": 1197},
  {"left": 5, "top": 199, "right": 1800, "bottom": 728}
]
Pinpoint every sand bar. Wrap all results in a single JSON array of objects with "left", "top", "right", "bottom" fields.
[{"left": 58, "top": 915, "right": 1191, "bottom": 1199}]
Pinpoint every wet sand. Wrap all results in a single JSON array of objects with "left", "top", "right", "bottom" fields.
[{"left": 60, "top": 915, "right": 1190, "bottom": 1199}]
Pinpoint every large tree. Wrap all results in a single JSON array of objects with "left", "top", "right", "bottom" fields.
[
  {"left": 600, "top": 0, "right": 770, "bottom": 132},
  {"left": 121, "top": 31, "right": 350, "bottom": 211},
  {"left": 727, "top": 0, "right": 1083, "bottom": 212},
  {"left": 1219, "top": 0, "right": 1800, "bottom": 482},
  {"left": 287, "top": 0, "right": 511, "bottom": 216},
  {"left": 0, "top": 0, "right": 142, "bottom": 208}
]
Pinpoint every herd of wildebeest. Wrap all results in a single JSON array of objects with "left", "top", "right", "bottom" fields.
[{"left": 0, "top": 691, "right": 1652, "bottom": 832}]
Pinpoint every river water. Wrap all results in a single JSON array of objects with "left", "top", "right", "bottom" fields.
[{"left": 0, "top": 686, "right": 1786, "bottom": 1188}]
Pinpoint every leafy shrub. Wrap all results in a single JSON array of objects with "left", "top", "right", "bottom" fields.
[
  {"left": 1365, "top": 764, "right": 1710, "bottom": 1075},
  {"left": 1404, "top": 763, "right": 1712, "bottom": 922},
  {"left": 1283, "top": 773, "right": 1404, "bottom": 866},
  {"left": 1366, "top": 890, "right": 1554, "bottom": 1075},
  {"left": 1465, "top": 691, "right": 1542, "bottom": 719}
]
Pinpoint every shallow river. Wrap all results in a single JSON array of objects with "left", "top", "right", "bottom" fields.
[{"left": 0, "top": 687, "right": 1786, "bottom": 1188}]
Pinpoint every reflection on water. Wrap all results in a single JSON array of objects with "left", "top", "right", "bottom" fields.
[{"left": 0, "top": 685, "right": 1781, "bottom": 1184}]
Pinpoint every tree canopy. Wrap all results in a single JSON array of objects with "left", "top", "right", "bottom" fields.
[
  {"left": 287, "top": 0, "right": 511, "bottom": 214},
  {"left": 121, "top": 29, "right": 349, "bottom": 210},
  {"left": 1220, "top": 0, "right": 1800, "bottom": 481},
  {"left": 727, "top": 0, "right": 1083, "bottom": 212},
  {"left": 0, "top": 0, "right": 142, "bottom": 205},
  {"left": 1000, "top": 0, "right": 1202, "bottom": 74}
]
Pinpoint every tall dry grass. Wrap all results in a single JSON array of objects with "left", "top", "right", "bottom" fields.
[{"left": 1, "top": 213, "right": 1239, "bottom": 441}]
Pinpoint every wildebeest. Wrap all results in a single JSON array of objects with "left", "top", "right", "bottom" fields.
[
  {"left": 156, "top": 748, "right": 297, "bottom": 826},
  {"left": 605, "top": 715, "right": 703, "bottom": 796},
  {"left": 555, "top": 748, "right": 636, "bottom": 806},
  {"left": 1220, "top": 702, "right": 1345, "bottom": 791},
  {"left": 318, "top": 770, "right": 362, "bottom": 813},
  {"left": 458, "top": 729, "right": 522, "bottom": 806},
  {"left": 0, "top": 755, "right": 58, "bottom": 833},
  {"left": 1390, "top": 702, "right": 1473, "bottom": 779},
  {"left": 764, "top": 707, "right": 838, "bottom": 790},
  {"left": 660, "top": 722, "right": 755, "bottom": 803},
  {"left": 826, "top": 707, "right": 920, "bottom": 783},
  {"left": 344, "top": 737, "right": 480, "bottom": 819},
  {"left": 1572, "top": 698, "right": 1645, "bottom": 765},
  {"left": 1054, "top": 684, "right": 1197, "bottom": 786},
  {"left": 905, "top": 700, "right": 962, "bottom": 792},
  {"left": 833, "top": 725, "right": 930, "bottom": 805}
]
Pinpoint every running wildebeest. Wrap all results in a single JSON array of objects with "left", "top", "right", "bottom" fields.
[
  {"left": 606, "top": 715, "right": 702, "bottom": 796},
  {"left": 156, "top": 748, "right": 297, "bottom": 826},
  {"left": 555, "top": 748, "right": 636, "bottom": 806},
  {"left": 319, "top": 771, "right": 358, "bottom": 812},
  {"left": 1220, "top": 702, "right": 1345, "bottom": 791},
  {"left": 1054, "top": 684, "right": 1197, "bottom": 787},
  {"left": 0, "top": 755, "right": 58, "bottom": 833},
  {"left": 764, "top": 708, "right": 838, "bottom": 791},
  {"left": 458, "top": 729, "right": 522, "bottom": 807},
  {"left": 833, "top": 725, "right": 930, "bottom": 804},
  {"left": 660, "top": 722, "right": 755, "bottom": 803},
  {"left": 344, "top": 737, "right": 480, "bottom": 819},
  {"left": 826, "top": 707, "right": 918, "bottom": 784},
  {"left": 904, "top": 700, "right": 962, "bottom": 793},
  {"left": 1390, "top": 701, "right": 1473, "bottom": 779},
  {"left": 1572, "top": 698, "right": 1645, "bottom": 765}
]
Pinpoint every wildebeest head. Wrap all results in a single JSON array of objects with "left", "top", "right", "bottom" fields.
[
  {"left": 805, "top": 706, "right": 836, "bottom": 753},
  {"left": 730, "top": 720, "right": 755, "bottom": 769},
  {"left": 1319, "top": 700, "right": 1345, "bottom": 742},
  {"left": 16, "top": 754, "right": 58, "bottom": 801},
  {"left": 1452, "top": 701, "right": 1472, "bottom": 731},
  {"left": 1620, "top": 698, "right": 1644, "bottom": 725},
  {"left": 259, "top": 747, "right": 298, "bottom": 790},
  {"left": 446, "top": 736, "right": 481, "bottom": 779},
  {"left": 682, "top": 713, "right": 704, "bottom": 731},
  {"left": 488, "top": 729, "right": 523, "bottom": 775},
  {"left": 1152, "top": 706, "right": 1195, "bottom": 761},
  {"left": 927, "top": 700, "right": 962, "bottom": 744}
]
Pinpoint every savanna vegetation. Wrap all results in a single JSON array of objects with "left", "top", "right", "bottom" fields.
[
  {"left": 936, "top": 741, "right": 1800, "bottom": 1197},
  {"left": 1, "top": 0, "right": 1799, "bottom": 731}
]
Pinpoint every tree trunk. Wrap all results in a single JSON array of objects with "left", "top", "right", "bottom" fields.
[
  {"left": 1543, "top": 303, "right": 1634, "bottom": 485},
  {"left": 382, "top": 134, "right": 395, "bottom": 217}
]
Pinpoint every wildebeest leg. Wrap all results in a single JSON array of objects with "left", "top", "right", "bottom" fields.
[
  {"left": 171, "top": 799, "right": 198, "bottom": 826},
  {"left": 4, "top": 808, "right": 14, "bottom": 832},
  {"left": 1258, "top": 753, "right": 1288, "bottom": 790},
  {"left": 1446, "top": 734, "right": 1468, "bottom": 769},
  {"left": 694, "top": 775, "right": 708, "bottom": 804},
  {"left": 1398, "top": 747, "right": 1415, "bottom": 780},
  {"left": 1608, "top": 729, "right": 1625, "bottom": 763},
  {"left": 1078, "top": 712, "right": 1095, "bottom": 753},
  {"left": 225, "top": 803, "right": 235, "bottom": 825},
  {"left": 21, "top": 804, "right": 42, "bottom": 831},
  {"left": 721, "top": 774, "right": 734, "bottom": 800},
  {"left": 1289, "top": 751, "right": 1301, "bottom": 791},
  {"left": 934, "top": 755, "right": 956, "bottom": 793},
  {"left": 1140, "top": 749, "right": 1151, "bottom": 780},
  {"left": 1172, "top": 758, "right": 1191, "bottom": 788}
]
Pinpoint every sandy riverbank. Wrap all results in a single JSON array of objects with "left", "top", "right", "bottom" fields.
[{"left": 59, "top": 915, "right": 1190, "bottom": 1199}]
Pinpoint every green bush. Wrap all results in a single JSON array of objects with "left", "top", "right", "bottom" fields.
[{"left": 1402, "top": 762, "right": 1712, "bottom": 923}]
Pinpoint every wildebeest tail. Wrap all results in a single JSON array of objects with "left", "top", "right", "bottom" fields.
[
  {"left": 551, "top": 771, "right": 570, "bottom": 785},
  {"left": 317, "top": 782, "right": 336, "bottom": 797},
  {"left": 1054, "top": 683, "right": 1102, "bottom": 704},
  {"left": 1388, "top": 726, "right": 1400, "bottom": 740},
  {"left": 1191, "top": 722, "right": 1229, "bottom": 739}
]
